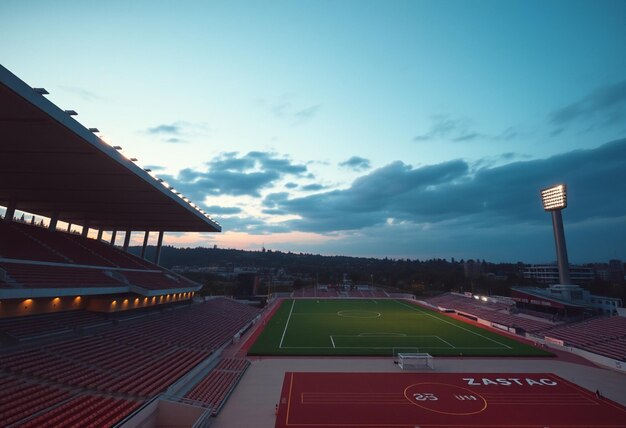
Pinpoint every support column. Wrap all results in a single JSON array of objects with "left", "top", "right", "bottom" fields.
[
  {"left": 123, "top": 230, "right": 131, "bottom": 252},
  {"left": 3, "top": 201, "right": 16, "bottom": 222},
  {"left": 81, "top": 221, "right": 90, "bottom": 238},
  {"left": 141, "top": 231, "right": 150, "bottom": 259},
  {"left": 551, "top": 210, "right": 572, "bottom": 285},
  {"left": 97, "top": 229, "right": 103, "bottom": 241},
  {"left": 110, "top": 230, "right": 117, "bottom": 246},
  {"left": 49, "top": 212, "right": 59, "bottom": 231},
  {"left": 154, "top": 231, "right": 164, "bottom": 265}
]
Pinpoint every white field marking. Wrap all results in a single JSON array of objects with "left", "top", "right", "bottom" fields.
[
  {"left": 279, "top": 299, "right": 296, "bottom": 349},
  {"left": 280, "top": 345, "right": 507, "bottom": 349},
  {"left": 329, "top": 334, "right": 454, "bottom": 349},
  {"left": 393, "top": 300, "right": 512, "bottom": 350},
  {"left": 357, "top": 332, "right": 407, "bottom": 337},
  {"left": 330, "top": 336, "right": 336, "bottom": 348},
  {"left": 436, "top": 336, "right": 456, "bottom": 348},
  {"left": 336, "top": 310, "right": 381, "bottom": 319}
]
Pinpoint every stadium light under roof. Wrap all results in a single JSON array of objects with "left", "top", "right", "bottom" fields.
[{"left": 540, "top": 184, "right": 567, "bottom": 211}]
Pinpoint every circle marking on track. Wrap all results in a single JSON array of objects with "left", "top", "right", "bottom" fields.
[{"left": 404, "top": 382, "right": 488, "bottom": 416}]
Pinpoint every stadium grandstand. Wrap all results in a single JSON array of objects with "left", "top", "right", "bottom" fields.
[
  {"left": 2, "top": 63, "right": 626, "bottom": 427},
  {"left": 0, "top": 65, "right": 261, "bottom": 427}
]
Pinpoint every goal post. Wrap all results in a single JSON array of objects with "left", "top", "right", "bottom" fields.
[
  {"left": 397, "top": 352, "right": 434, "bottom": 370},
  {"left": 392, "top": 347, "right": 419, "bottom": 364}
]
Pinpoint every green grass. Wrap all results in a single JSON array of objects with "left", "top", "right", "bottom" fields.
[{"left": 248, "top": 299, "right": 552, "bottom": 357}]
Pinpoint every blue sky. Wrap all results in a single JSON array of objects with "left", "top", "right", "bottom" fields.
[{"left": 2, "top": 0, "right": 626, "bottom": 263}]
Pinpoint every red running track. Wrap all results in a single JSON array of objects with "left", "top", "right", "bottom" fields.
[{"left": 276, "top": 372, "right": 626, "bottom": 427}]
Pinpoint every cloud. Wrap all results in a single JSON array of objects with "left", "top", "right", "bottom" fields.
[
  {"left": 549, "top": 79, "right": 626, "bottom": 129},
  {"left": 145, "top": 121, "right": 209, "bottom": 143},
  {"left": 470, "top": 152, "right": 532, "bottom": 170},
  {"left": 414, "top": 115, "right": 482, "bottom": 142},
  {"left": 339, "top": 156, "right": 371, "bottom": 171},
  {"left": 301, "top": 183, "right": 325, "bottom": 191},
  {"left": 59, "top": 86, "right": 106, "bottom": 102},
  {"left": 153, "top": 141, "right": 626, "bottom": 262},
  {"left": 148, "top": 123, "right": 183, "bottom": 135},
  {"left": 414, "top": 115, "right": 520, "bottom": 143},
  {"left": 265, "top": 97, "right": 321, "bottom": 124},
  {"left": 265, "top": 139, "right": 626, "bottom": 234},
  {"left": 294, "top": 104, "right": 321, "bottom": 122},
  {"left": 161, "top": 152, "right": 309, "bottom": 201}
]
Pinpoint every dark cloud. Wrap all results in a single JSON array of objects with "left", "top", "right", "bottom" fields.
[
  {"left": 263, "top": 192, "right": 290, "bottom": 208},
  {"left": 162, "top": 152, "right": 308, "bottom": 200},
  {"left": 301, "top": 183, "right": 324, "bottom": 191},
  {"left": 339, "top": 156, "right": 371, "bottom": 171},
  {"left": 549, "top": 79, "right": 626, "bottom": 129},
  {"left": 266, "top": 139, "right": 626, "bottom": 234},
  {"left": 247, "top": 151, "right": 308, "bottom": 175}
]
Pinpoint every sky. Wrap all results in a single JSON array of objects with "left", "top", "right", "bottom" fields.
[{"left": 1, "top": 0, "right": 626, "bottom": 263}]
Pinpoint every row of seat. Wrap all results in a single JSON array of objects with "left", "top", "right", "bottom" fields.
[
  {"left": 0, "top": 261, "right": 194, "bottom": 292},
  {"left": 19, "top": 393, "right": 142, "bottom": 428},
  {"left": 0, "top": 220, "right": 151, "bottom": 269},
  {"left": 185, "top": 358, "right": 250, "bottom": 415},
  {"left": 0, "top": 310, "right": 107, "bottom": 339},
  {"left": 424, "top": 293, "right": 555, "bottom": 333},
  {"left": 0, "top": 375, "right": 71, "bottom": 427},
  {"left": 540, "top": 316, "right": 626, "bottom": 361},
  {"left": 0, "top": 298, "right": 260, "bottom": 425}
]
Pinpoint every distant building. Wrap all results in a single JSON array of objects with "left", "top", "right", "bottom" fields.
[
  {"left": 522, "top": 264, "right": 594, "bottom": 284},
  {"left": 608, "top": 259, "right": 625, "bottom": 284},
  {"left": 464, "top": 260, "right": 482, "bottom": 279}
]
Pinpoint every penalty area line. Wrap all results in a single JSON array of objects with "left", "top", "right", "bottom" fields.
[
  {"left": 394, "top": 300, "right": 512, "bottom": 350},
  {"left": 330, "top": 336, "right": 336, "bottom": 348}
]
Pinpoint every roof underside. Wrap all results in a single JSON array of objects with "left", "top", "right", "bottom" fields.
[{"left": 0, "top": 66, "right": 220, "bottom": 232}]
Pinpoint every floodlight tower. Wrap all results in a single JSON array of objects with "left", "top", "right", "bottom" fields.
[{"left": 540, "top": 184, "right": 572, "bottom": 285}]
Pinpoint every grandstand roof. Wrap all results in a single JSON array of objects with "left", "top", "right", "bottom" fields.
[
  {"left": 0, "top": 65, "right": 220, "bottom": 232},
  {"left": 511, "top": 286, "right": 589, "bottom": 309}
]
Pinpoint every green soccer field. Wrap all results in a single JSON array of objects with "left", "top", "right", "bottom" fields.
[{"left": 248, "top": 299, "right": 552, "bottom": 357}]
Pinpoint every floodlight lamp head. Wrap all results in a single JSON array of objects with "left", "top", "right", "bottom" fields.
[{"left": 541, "top": 184, "right": 567, "bottom": 211}]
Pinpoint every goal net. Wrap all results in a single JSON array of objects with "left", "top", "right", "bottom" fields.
[{"left": 397, "top": 353, "right": 434, "bottom": 370}]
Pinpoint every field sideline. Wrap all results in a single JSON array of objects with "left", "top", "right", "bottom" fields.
[{"left": 248, "top": 299, "right": 552, "bottom": 357}]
